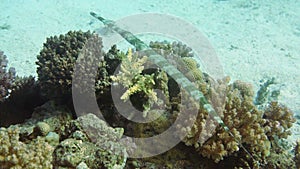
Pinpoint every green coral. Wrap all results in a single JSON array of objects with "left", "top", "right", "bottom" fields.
[
  {"left": 35, "top": 122, "right": 51, "bottom": 136},
  {"left": 149, "top": 41, "right": 194, "bottom": 58},
  {"left": 254, "top": 77, "right": 281, "bottom": 107}
]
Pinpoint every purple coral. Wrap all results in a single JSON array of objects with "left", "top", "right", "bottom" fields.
[{"left": 0, "top": 51, "right": 15, "bottom": 102}]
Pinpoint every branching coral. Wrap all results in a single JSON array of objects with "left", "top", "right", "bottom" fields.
[
  {"left": 0, "top": 126, "right": 54, "bottom": 168},
  {"left": 111, "top": 48, "right": 150, "bottom": 100},
  {"left": 177, "top": 78, "right": 296, "bottom": 167},
  {"left": 263, "top": 101, "right": 296, "bottom": 139},
  {"left": 0, "top": 100, "right": 127, "bottom": 169},
  {"left": 110, "top": 40, "right": 296, "bottom": 167},
  {"left": 0, "top": 76, "right": 46, "bottom": 127},
  {"left": 36, "top": 31, "right": 108, "bottom": 99},
  {"left": 182, "top": 79, "right": 270, "bottom": 163},
  {"left": 111, "top": 48, "right": 169, "bottom": 116},
  {"left": 0, "top": 51, "right": 15, "bottom": 102},
  {"left": 149, "top": 41, "right": 194, "bottom": 58}
]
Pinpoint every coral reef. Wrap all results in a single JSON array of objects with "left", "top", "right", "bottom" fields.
[
  {"left": 0, "top": 50, "right": 15, "bottom": 102},
  {"left": 0, "top": 126, "right": 55, "bottom": 169},
  {"left": 53, "top": 113, "right": 127, "bottom": 168},
  {"left": 111, "top": 48, "right": 151, "bottom": 102},
  {"left": 0, "top": 101, "right": 127, "bottom": 169},
  {"left": 123, "top": 41, "right": 296, "bottom": 168},
  {"left": 0, "top": 30, "right": 298, "bottom": 169},
  {"left": 180, "top": 78, "right": 295, "bottom": 166}
]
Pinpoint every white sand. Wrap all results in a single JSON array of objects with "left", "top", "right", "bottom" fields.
[{"left": 0, "top": 0, "right": 299, "bottom": 138}]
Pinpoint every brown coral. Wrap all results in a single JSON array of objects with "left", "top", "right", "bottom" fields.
[
  {"left": 263, "top": 101, "right": 296, "bottom": 139},
  {"left": 0, "top": 126, "right": 54, "bottom": 169},
  {"left": 0, "top": 76, "right": 46, "bottom": 127},
  {"left": 0, "top": 51, "right": 15, "bottom": 102},
  {"left": 200, "top": 80, "right": 271, "bottom": 163},
  {"left": 295, "top": 140, "right": 300, "bottom": 169},
  {"left": 36, "top": 31, "right": 108, "bottom": 99}
]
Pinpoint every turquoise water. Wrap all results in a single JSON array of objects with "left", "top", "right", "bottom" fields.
[{"left": 0, "top": 0, "right": 300, "bottom": 167}]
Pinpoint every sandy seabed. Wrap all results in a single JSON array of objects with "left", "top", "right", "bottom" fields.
[{"left": 0, "top": 0, "right": 299, "bottom": 141}]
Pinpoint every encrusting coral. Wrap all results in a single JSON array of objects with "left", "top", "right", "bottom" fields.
[{"left": 53, "top": 113, "right": 127, "bottom": 169}]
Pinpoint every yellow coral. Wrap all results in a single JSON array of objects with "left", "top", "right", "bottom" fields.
[
  {"left": 182, "top": 57, "right": 198, "bottom": 70},
  {"left": 0, "top": 126, "right": 54, "bottom": 169},
  {"left": 111, "top": 48, "right": 160, "bottom": 114},
  {"left": 178, "top": 78, "right": 283, "bottom": 164}
]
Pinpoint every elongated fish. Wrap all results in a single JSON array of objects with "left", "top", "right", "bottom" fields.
[{"left": 90, "top": 12, "right": 258, "bottom": 166}]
